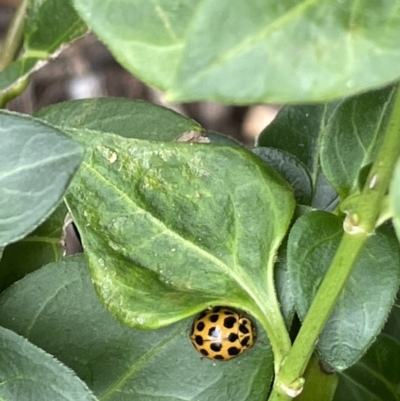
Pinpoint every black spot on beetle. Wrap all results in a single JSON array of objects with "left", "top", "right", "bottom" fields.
[
  {"left": 241, "top": 336, "right": 250, "bottom": 347},
  {"left": 209, "top": 314, "right": 219, "bottom": 323},
  {"left": 196, "top": 321, "right": 205, "bottom": 331},
  {"left": 210, "top": 342, "right": 222, "bottom": 352},
  {"left": 224, "top": 316, "right": 237, "bottom": 328},
  {"left": 208, "top": 327, "right": 220, "bottom": 338},
  {"left": 228, "top": 347, "right": 241, "bottom": 356},
  {"left": 228, "top": 333, "right": 238, "bottom": 342},
  {"left": 200, "top": 349, "right": 209, "bottom": 356},
  {"left": 239, "top": 323, "right": 249, "bottom": 334},
  {"left": 214, "top": 354, "right": 224, "bottom": 360},
  {"left": 195, "top": 336, "right": 204, "bottom": 346}
]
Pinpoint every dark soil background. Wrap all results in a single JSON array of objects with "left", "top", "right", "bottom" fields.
[{"left": 0, "top": 1, "right": 280, "bottom": 146}]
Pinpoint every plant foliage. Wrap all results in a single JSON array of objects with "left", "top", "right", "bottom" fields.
[{"left": 0, "top": 1, "right": 400, "bottom": 401}]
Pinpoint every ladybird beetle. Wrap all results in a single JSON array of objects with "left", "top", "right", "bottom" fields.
[{"left": 190, "top": 307, "right": 256, "bottom": 361}]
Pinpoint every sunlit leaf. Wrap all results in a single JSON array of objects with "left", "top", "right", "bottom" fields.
[
  {"left": 73, "top": 0, "right": 400, "bottom": 103},
  {"left": 62, "top": 128, "right": 295, "bottom": 335}
]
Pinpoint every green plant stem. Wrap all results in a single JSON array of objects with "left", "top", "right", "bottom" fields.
[
  {"left": 269, "top": 232, "right": 365, "bottom": 401},
  {"left": 296, "top": 355, "right": 338, "bottom": 401},
  {"left": 0, "top": 0, "right": 29, "bottom": 108},
  {"left": 0, "top": 0, "right": 28, "bottom": 72},
  {"left": 268, "top": 85, "right": 400, "bottom": 401}
]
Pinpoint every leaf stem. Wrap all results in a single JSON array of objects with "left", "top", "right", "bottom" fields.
[
  {"left": 251, "top": 291, "right": 292, "bottom": 372},
  {"left": 0, "top": 0, "right": 28, "bottom": 72},
  {"left": 269, "top": 84, "right": 400, "bottom": 400}
]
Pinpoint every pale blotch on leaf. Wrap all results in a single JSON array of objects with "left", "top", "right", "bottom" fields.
[
  {"left": 154, "top": 148, "right": 174, "bottom": 162},
  {"left": 109, "top": 152, "right": 117, "bottom": 163},
  {"left": 176, "top": 131, "right": 209, "bottom": 143},
  {"left": 98, "top": 145, "right": 118, "bottom": 163}
]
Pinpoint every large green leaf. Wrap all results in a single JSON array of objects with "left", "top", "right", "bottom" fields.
[
  {"left": 0, "top": 256, "right": 274, "bottom": 401},
  {"left": 257, "top": 103, "right": 338, "bottom": 210},
  {"left": 288, "top": 211, "right": 400, "bottom": 370},
  {"left": 0, "top": 0, "right": 87, "bottom": 94},
  {"left": 72, "top": 0, "right": 400, "bottom": 104},
  {"left": 0, "top": 111, "right": 82, "bottom": 247},
  {"left": 321, "top": 86, "right": 396, "bottom": 199},
  {"left": 73, "top": 0, "right": 196, "bottom": 91},
  {"left": 334, "top": 335, "right": 400, "bottom": 401},
  {"left": 0, "top": 202, "right": 66, "bottom": 292},
  {"left": 62, "top": 128, "right": 295, "bottom": 333},
  {"left": 0, "top": 325, "right": 97, "bottom": 401},
  {"left": 34, "top": 98, "right": 203, "bottom": 141}
]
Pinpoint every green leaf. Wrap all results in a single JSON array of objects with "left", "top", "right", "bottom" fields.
[
  {"left": 73, "top": 0, "right": 400, "bottom": 104},
  {"left": 321, "top": 86, "right": 397, "bottom": 199},
  {"left": 0, "top": 255, "right": 274, "bottom": 401},
  {"left": 252, "top": 147, "right": 312, "bottom": 205},
  {"left": 275, "top": 240, "right": 295, "bottom": 329},
  {"left": 0, "top": 111, "right": 83, "bottom": 246},
  {"left": 0, "top": 58, "right": 38, "bottom": 94},
  {"left": 288, "top": 211, "right": 400, "bottom": 370},
  {"left": 389, "top": 158, "right": 400, "bottom": 243},
  {"left": 34, "top": 98, "right": 203, "bottom": 141},
  {"left": 334, "top": 335, "right": 400, "bottom": 401},
  {"left": 0, "top": 202, "right": 66, "bottom": 292},
  {"left": 62, "top": 128, "right": 295, "bottom": 336},
  {"left": 207, "top": 130, "right": 242, "bottom": 146},
  {"left": 0, "top": 325, "right": 97, "bottom": 401},
  {"left": 71, "top": 0, "right": 197, "bottom": 91},
  {"left": 0, "top": 0, "right": 87, "bottom": 95},
  {"left": 25, "top": 0, "right": 87, "bottom": 53},
  {"left": 257, "top": 103, "right": 338, "bottom": 210}
]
